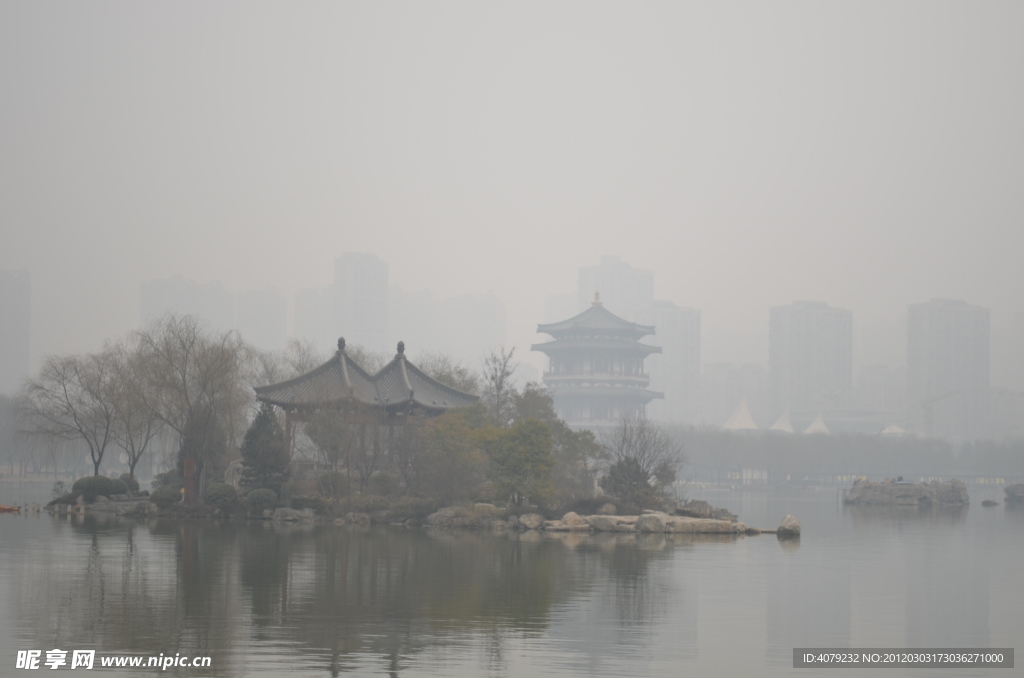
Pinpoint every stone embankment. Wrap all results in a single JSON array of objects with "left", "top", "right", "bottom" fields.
[{"left": 843, "top": 479, "right": 969, "bottom": 506}]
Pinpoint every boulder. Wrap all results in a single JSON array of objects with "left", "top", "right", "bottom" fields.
[
  {"left": 636, "top": 512, "right": 667, "bottom": 533},
  {"left": 777, "top": 514, "right": 801, "bottom": 539},
  {"left": 544, "top": 520, "right": 569, "bottom": 531},
  {"left": 598, "top": 503, "right": 617, "bottom": 515},
  {"left": 272, "top": 508, "right": 314, "bottom": 522},
  {"left": 518, "top": 513, "right": 544, "bottom": 530},
  {"left": 224, "top": 460, "right": 244, "bottom": 489},
  {"left": 586, "top": 515, "right": 621, "bottom": 532},
  {"left": 507, "top": 514, "right": 520, "bottom": 529},
  {"left": 561, "top": 511, "right": 587, "bottom": 528},
  {"left": 981, "top": 500, "right": 999, "bottom": 507},
  {"left": 1005, "top": 484, "right": 1024, "bottom": 503},
  {"left": 426, "top": 507, "right": 459, "bottom": 527}
]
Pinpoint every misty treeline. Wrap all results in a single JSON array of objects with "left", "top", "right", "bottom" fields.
[{"left": 7, "top": 314, "right": 687, "bottom": 513}]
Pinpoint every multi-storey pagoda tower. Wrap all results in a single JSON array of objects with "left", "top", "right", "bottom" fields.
[{"left": 532, "top": 294, "right": 662, "bottom": 429}]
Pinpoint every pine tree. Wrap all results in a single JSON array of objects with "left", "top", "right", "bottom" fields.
[{"left": 240, "top": 403, "right": 290, "bottom": 495}]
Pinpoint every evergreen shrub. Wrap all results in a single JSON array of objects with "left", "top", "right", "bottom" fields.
[
  {"left": 72, "top": 476, "right": 129, "bottom": 501},
  {"left": 204, "top": 483, "right": 238, "bottom": 505},
  {"left": 246, "top": 488, "right": 278, "bottom": 512},
  {"left": 150, "top": 486, "right": 182, "bottom": 508}
]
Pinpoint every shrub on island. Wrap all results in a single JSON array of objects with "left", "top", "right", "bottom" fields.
[
  {"left": 204, "top": 483, "right": 239, "bottom": 506},
  {"left": 150, "top": 486, "right": 182, "bottom": 508},
  {"left": 72, "top": 476, "right": 129, "bottom": 501},
  {"left": 245, "top": 488, "right": 278, "bottom": 513},
  {"left": 119, "top": 474, "right": 140, "bottom": 493}
]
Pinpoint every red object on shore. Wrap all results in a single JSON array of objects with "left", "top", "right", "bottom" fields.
[{"left": 0, "top": 505, "right": 20, "bottom": 513}]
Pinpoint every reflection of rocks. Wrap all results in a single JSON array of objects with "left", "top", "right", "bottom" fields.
[
  {"left": 777, "top": 514, "right": 800, "bottom": 539},
  {"left": 981, "top": 500, "right": 999, "bottom": 507},
  {"left": 272, "top": 508, "right": 315, "bottom": 522},
  {"left": 675, "top": 500, "right": 738, "bottom": 522},
  {"left": 1005, "top": 484, "right": 1024, "bottom": 504},
  {"left": 843, "top": 479, "right": 969, "bottom": 506}
]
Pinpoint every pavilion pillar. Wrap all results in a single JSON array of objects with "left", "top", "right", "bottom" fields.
[{"left": 284, "top": 410, "right": 294, "bottom": 456}]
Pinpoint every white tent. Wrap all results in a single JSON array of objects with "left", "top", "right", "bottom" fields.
[
  {"left": 803, "top": 412, "right": 830, "bottom": 434},
  {"left": 723, "top": 397, "right": 759, "bottom": 431},
  {"left": 769, "top": 411, "right": 794, "bottom": 433}
]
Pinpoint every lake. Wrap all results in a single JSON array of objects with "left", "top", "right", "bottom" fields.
[{"left": 1, "top": 486, "right": 1020, "bottom": 677}]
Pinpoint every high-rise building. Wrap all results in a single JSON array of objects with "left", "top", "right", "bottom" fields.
[
  {"left": 0, "top": 270, "right": 31, "bottom": 395},
  {"left": 769, "top": 301, "right": 853, "bottom": 416},
  {"left": 907, "top": 299, "right": 990, "bottom": 440},
  {"left": 577, "top": 255, "right": 653, "bottom": 322},
  {"left": 334, "top": 253, "right": 388, "bottom": 353},
  {"left": 293, "top": 286, "right": 335, "bottom": 349},
  {"left": 236, "top": 287, "right": 287, "bottom": 351},
  {"left": 569, "top": 256, "right": 700, "bottom": 423},
  {"left": 638, "top": 300, "right": 701, "bottom": 423}
]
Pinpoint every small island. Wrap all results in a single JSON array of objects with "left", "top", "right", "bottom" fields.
[{"left": 843, "top": 478, "right": 969, "bottom": 506}]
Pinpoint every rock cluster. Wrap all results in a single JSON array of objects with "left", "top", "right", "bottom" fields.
[
  {"left": 1005, "top": 484, "right": 1024, "bottom": 504},
  {"left": 511, "top": 510, "right": 749, "bottom": 535},
  {"left": 777, "top": 514, "right": 800, "bottom": 539},
  {"left": 843, "top": 479, "right": 969, "bottom": 506}
]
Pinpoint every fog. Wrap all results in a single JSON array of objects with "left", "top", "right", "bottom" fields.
[{"left": 3, "top": 2, "right": 1023, "bottom": 391}]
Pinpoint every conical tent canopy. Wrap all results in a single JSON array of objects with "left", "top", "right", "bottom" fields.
[
  {"left": 803, "top": 413, "right": 830, "bottom": 434},
  {"left": 722, "top": 397, "right": 759, "bottom": 430},
  {"left": 770, "top": 411, "right": 794, "bottom": 433}
]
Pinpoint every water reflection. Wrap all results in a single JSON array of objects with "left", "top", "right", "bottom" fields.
[{"left": 4, "top": 501, "right": 1018, "bottom": 677}]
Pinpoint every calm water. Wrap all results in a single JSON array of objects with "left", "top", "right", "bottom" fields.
[{"left": 1, "top": 487, "right": 1021, "bottom": 677}]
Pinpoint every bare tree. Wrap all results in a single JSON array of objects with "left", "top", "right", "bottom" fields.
[
  {"left": 107, "top": 339, "right": 164, "bottom": 482},
  {"left": 482, "top": 346, "right": 518, "bottom": 427},
  {"left": 600, "top": 415, "right": 686, "bottom": 506},
  {"left": 21, "top": 352, "right": 117, "bottom": 476},
  {"left": 415, "top": 351, "right": 480, "bottom": 394},
  {"left": 135, "top": 315, "right": 251, "bottom": 500}
]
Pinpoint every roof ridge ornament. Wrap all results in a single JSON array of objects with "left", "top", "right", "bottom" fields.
[
  {"left": 593, "top": 291, "right": 602, "bottom": 306},
  {"left": 396, "top": 341, "right": 405, "bottom": 357},
  {"left": 337, "top": 337, "right": 346, "bottom": 353}
]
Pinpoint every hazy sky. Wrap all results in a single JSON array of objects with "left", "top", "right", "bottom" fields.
[{"left": 3, "top": 2, "right": 1022, "bottom": 381}]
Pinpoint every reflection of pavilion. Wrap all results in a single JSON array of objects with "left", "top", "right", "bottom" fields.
[{"left": 255, "top": 338, "right": 479, "bottom": 451}]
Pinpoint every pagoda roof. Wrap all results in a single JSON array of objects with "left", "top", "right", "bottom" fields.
[
  {"left": 530, "top": 337, "right": 662, "bottom": 355},
  {"left": 537, "top": 299, "right": 655, "bottom": 339},
  {"left": 255, "top": 339, "right": 479, "bottom": 413},
  {"left": 548, "top": 385, "right": 664, "bottom": 401}
]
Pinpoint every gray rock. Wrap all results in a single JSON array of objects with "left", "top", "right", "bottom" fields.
[
  {"left": 981, "top": 500, "right": 999, "bottom": 507},
  {"left": 95, "top": 495, "right": 109, "bottom": 503},
  {"left": 777, "top": 514, "right": 801, "bottom": 539},
  {"left": 224, "top": 460, "right": 244, "bottom": 489},
  {"left": 507, "top": 514, "right": 520, "bottom": 529},
  {"left": 427, "top": 507, "right": 459, "bottom": 527},
  {"left": 272, "top": 508, "right": 314, "bottom": 522},
  {"left": 561, "top": 511, "right": 587, "bottom": 528},
  {"left": 1005, "top": 484, "right": 1024, "bottom": 503},
  {"left": 519, "top": 513, "right": 544, "bottom": 530},
  {"left": 586, "top": 515, "right": 621, "bottom": 532},
  {"left": 636, "top": 512, "right": 667, "bottom": 533},
  {"left": 598, "top": 503, "right": 617, "bottom": 515}
]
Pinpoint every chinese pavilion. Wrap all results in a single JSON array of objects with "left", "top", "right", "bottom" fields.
[
  {"left": 532, "top": 294, "right": 662, "bottom": 429},
  {"left": 255, "top": 338, "right": 479, "bottom": 451}
]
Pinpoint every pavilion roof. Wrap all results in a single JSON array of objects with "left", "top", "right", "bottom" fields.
[
  {"left": 537, "top": 298, "right": 655, "bottom": 339},
  {"left": 531, "top": 336, "right": 662, "bottom": 355},
  {"left": 255, "top": 338, "right": 479, "bottom": 413}
]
